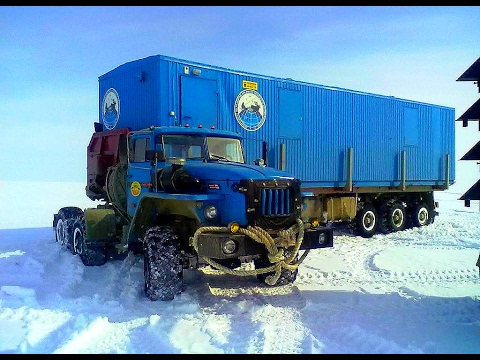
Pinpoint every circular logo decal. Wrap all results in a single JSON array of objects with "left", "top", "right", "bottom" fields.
[
  {"left": 102, "top": 88, "right": 120, "bottom": 130},
  {"left": 234, "top": 90, "right": 266, "bottom": 131},
  {"left": 130, "top": 181, "right": 141, "bottom": 197}
]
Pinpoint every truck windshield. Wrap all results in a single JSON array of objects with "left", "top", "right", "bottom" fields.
[
  {"left": 159, "top": 135, "right": 205, "bottom": 160},
  {"left": 206, "top": 136, "right": 244, "bottom": 163},
  {"left": 158, "top": 135, "right": 245, "bottom": 163}
]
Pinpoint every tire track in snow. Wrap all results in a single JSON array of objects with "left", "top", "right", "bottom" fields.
[
  {"left": 300, "top": 289, "right": 480, "bottom": 354},
  {"left": 297, "top": 226, "right": 480, "bottom": 296},
  {"left": 178, "top": 268, "right": 313, "bottom": 353}
]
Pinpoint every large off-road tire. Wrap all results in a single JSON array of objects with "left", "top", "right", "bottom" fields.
[
  {"left": 143, "top": 226, "right": 184, "bottom": 301},
  {"left": 379, "top": 202, "right": 406, "bottom": 233},
  {"left": 254, "top": 248, "right": 298, "bottom": 286},
  {"left": 407, "top": 202, "right": 433, "bottom": 228},
  {"left": 355, "top": 204, "right": 378, "bottom": 238},
  {"left": 72, "top": 214, "right": 107, "bottom": 266},
  {"left": 54, "top": 207, "right": 84, "bottom": 254}
]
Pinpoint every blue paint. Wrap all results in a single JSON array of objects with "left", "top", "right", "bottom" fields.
[{"left": 99, "top": 54, "right": 455, "bottom": 188}]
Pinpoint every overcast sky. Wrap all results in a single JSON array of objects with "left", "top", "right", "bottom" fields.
[{"left": 0, "top": 6, "right": 479, "bottom": 188}]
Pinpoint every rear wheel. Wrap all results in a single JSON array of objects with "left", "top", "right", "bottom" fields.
[
  {"left": 143, "top": 226, "right": 183, "bottom": 301},
  {"left": 355, "top": 205, "right": 378, "bottom": 238},
  {"left": 383, "top": 202, "right": 406, "bottom": 233},
  {"left": 54, "top": 207, "right": 83, "bottom": 254},
  {"left": 72, "top": 214, "right": 107, "bottom": 266},
  {"left": 409, "top": 202, "right": 432, "bottom": 227}
]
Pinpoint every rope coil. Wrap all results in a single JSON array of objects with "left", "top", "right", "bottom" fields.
[{"left": 190, "top": 218, "right": 308, "bottom": 285}]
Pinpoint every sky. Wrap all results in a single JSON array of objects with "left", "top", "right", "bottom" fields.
[
  {"left": 0, "top": 6, "right": 479, "bottom": 191},
  {"left": 0, "top": 182, "right": 479, "bottom": 354}
]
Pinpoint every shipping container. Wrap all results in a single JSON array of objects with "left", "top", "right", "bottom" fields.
[
  {"left": 99, "top": 54, "right": 455, "bottom": 190},
  {"left": 98, "top": 54, "right": 456, "bottom": 236}
]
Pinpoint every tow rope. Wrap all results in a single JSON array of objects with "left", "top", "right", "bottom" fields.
[{"left": 190, "top": 218, "right": 309, "bottom": 285}]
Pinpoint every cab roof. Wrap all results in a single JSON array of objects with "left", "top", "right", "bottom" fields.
[{"left": 131, "top": 125, "right": 242, "bottom": 139}]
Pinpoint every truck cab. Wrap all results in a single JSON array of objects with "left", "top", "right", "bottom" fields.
[
  {"left": 126, "top": 125, "right": 332, "bottom": 251},
  {"left": 58, "top": 124, "right": 333, "bottom": 301}
]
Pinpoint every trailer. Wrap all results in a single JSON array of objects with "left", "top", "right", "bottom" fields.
[{"left": 96, "top": 54, "right": 455, "bottom": 237}]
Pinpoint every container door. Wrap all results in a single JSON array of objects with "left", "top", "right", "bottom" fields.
[
  {"left": 277, "top": 89, "right": 303, "bottom": 178},
  {"left": 431, "top": 107, "right": 443, "bottom": 181},
  {"left": 180, "top": 76, "right": 218, "bottom": 128},
  {"left": 278, "top": 89, "right": 303, "bottom": 139}
]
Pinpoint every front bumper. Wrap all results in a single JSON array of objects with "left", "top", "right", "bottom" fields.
[
  {"left": 195, "top": 233, "right": 264, "bottom": 259},
  {"left": 194, "top": 226, "right": 333, "bottom": 259}
]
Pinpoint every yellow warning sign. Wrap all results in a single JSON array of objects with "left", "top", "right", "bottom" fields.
[
  {"left": 130, "top": 181, "right": 141, "bottom": 197},
  {"left": 242, "top": 80, "right": 258, "bottom": 91}
]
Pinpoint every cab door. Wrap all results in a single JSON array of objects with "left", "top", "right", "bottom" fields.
[{"left": 127, "top": 135, "right": 153, "bottom": 217}]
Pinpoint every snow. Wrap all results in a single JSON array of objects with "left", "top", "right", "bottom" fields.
[{"left": 0, "top": 181, "right": 479, "bottom": 354}]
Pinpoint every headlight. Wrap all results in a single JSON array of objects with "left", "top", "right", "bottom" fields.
[
  {"left": 204, "top": 205, "right": 218, "bottom": 220},
  {"left": 222, "top": 239, "right": 237, "bottom": 254}
]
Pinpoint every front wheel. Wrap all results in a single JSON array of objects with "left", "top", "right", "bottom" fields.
[
  {"left": 143, "top": 226, "right": 184, "bottom": 301},
  {"left": 72, "top": 214, "right": 107, "bottom": 266}
]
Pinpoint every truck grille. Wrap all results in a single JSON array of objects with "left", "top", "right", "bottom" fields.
[
  {"left": 261, "top": 188, "right": 292, "bottom": 216},
  {"left": 240, "top": 179, "right": 301, "bottom": 228}
]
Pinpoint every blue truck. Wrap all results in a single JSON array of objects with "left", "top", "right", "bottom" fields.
[{"left": 53, "top": 55, "right": 455, "bottom": 301}]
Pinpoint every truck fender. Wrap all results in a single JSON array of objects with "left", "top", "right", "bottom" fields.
[
  {"left": 84, "top": 208, "right": 117, "bottom": 242},
  {"left": 127, "top": 193, "right": 224, "bottom": 244}
]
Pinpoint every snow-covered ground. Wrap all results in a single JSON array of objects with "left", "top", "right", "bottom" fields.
[{"left": 0, "top": 181, "right": 479, "bottom": 354}]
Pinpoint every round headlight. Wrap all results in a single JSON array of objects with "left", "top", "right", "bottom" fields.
[
  {"left": 204, "top": 205, "right": 218, "bottom": 220},
  {"left": 222, "top": 239, "right": 237, "bottom": 254}
]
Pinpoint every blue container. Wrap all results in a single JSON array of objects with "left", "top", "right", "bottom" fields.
[{"left": 99, "top": 55, "right": 455, "bottom": 188}]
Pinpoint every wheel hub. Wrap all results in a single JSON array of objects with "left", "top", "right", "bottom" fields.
[{"left": 363, "top": 211, "right": 375, "bottom": 231}]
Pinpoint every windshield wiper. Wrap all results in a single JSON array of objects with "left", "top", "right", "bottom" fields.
[
  {"left": 210, "top": 153, "right": 230, "bottom": 162},
  {"left": 187, "top": 156, "right": 205, "bottom": 160}
]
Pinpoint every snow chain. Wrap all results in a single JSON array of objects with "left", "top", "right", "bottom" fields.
[{"left": 190, "top": 218, "right": 309, "bottom": 286}]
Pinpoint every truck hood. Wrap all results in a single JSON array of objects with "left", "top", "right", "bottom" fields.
[{"left": 181, "top": 161, "right": 295, "bottom": 182}]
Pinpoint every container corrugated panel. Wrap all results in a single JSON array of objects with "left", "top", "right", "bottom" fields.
[
  {"left": 98, "top": 55, "right": 455, "bottom": 187},
  {"left": 99, "top": 57, "right": 162, "bottom": 130}
]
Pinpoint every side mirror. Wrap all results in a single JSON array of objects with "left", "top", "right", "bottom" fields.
[
  {"left": 254, "top": 158, "right": 266, "bottom": 167},
  {"left": 145, "top": 150, "right": 165, "bottom": 162}
]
